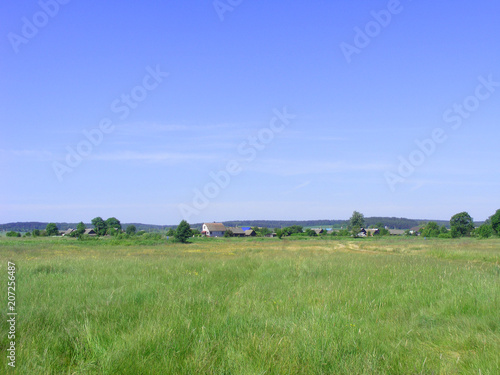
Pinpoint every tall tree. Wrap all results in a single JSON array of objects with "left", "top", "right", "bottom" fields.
[
  {"left": 106, "top": 217, "right": 122, "bottom": 231},
  {"left": 490, "top": 209, "right": 500, "bottom": 235},
  {"left": 91, "top": 217, "right": 107, "bottom": 236},
  {"left": 175, "top": 220, "right": 192, "bottom": 243},
  {"left": 349, "top": 211, "right": 365, "bottom": 229},
  {"left": 76, "top": 222, "right": 86, "bottom": 236},
  {"left": 126, "top": 225, "right": 137, "bottom": 235},
  {"left": 45, "top": 223, "right": 59, "bottom": 236},
  {"left": 450, "top": 212, "right": 474, "bottom": 237}
]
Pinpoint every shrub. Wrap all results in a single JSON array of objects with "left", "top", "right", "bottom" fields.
[
  {"left": 305, "top": 229, "right": 317, "bottom": 237},
  {"left": 476, "top": 224, "right": 493, "bottom": 239},
  {"left": 337, "top": 229, "right": 351, "bottom": 237},
  {"left": 6, "top": 231, "right": 21, "bottom": 237}
]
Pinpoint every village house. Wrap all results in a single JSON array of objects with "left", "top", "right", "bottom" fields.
[
  {"left": 244, "top": 229, "right": 256, "bottom": 236},
  {"left": 84, "top": 228, "right": 97, "bottom": 236},
  {"left": 226, "top": 227, "right": 245, "bottom": 237},
  {"left": 60, "top": 228, "right": 75, "bottom": 236},
  {"left": 202, "top": 223, "right": 226, "bottom": 237}
]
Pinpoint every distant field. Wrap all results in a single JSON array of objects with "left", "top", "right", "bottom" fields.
[{"left": 1, "top": 237, "right": 499, "bottom": 374}]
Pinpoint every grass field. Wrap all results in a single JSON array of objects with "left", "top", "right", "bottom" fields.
[{"left": 0, "top": 236, "right": 499, "bottom": 374}]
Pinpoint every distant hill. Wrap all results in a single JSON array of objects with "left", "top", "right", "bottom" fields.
[
  {"left": 218, "top": 217, "right": 452, "bottom": 230},
  {"left": 0, "top": 217, "right": 463, "bottom": 233}
]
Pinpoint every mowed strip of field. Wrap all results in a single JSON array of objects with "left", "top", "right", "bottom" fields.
[{"left": 0, "top": 237, "right": 499, "bottom": 374}]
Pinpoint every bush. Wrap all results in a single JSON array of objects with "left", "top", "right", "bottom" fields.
[
  {"left": 438, "top": 232, "right": 452, "bottom": 239},
  {"left": 142, "top": 233, "right": 163, "bottom": 240},
  {"left": 77, "top": 234, "right": 98, "bottom": 242},
  {"left": 291, "top": 232, "right": 307, "bottom": 237},
  {"left": 421, "top": 222, "right": 440, "bottom": 238},
  {"left": 6, "top": 231, "right": 21, "bottom": 237},
  {"left": 337, "top": 229, "right": 351, "bottom": 237},
  {"left": 305, "top": 229, "right": 317, "bottom": 237},
  {"left": 476, "top": 224, "right": 493, "bottom": 239}
]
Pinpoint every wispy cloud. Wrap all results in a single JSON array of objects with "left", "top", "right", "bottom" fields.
[
  {"left": 88, "top": 151, "right": 217, "bottom": 163},
  {"left": 284, "top": 180, "right": 311, "bottom": 194},
  {"left": 0, "top": 149, "right": 53, "bottom": 161},
  {"left": 244, "top": 159, "right": 390, "bottom": 176}
]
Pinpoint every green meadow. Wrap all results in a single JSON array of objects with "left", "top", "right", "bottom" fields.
[{"left": 0, "top": 237, "right": 499, "bottom": 374}]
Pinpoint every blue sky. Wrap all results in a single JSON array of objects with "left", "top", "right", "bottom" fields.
[{"left": 1, "top": 0, "right": 499, "bottom": 225}]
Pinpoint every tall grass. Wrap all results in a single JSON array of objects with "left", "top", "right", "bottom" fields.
[{"left": 0, "top": 237, "right": 499, "bottom": 374}]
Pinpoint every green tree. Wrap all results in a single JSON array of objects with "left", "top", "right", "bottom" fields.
[
  {"left": 351, "top": 226, "right": 362, "bottom": 238},
  {"left": 450, "top": 212, "right": 474, "bottom": 238},
  {"left": 32, "top": 229, "right": 40, "bottom": 237},
  {"left": 76, "top": 222, "right": 86, "bottom": 236},
  {"left": 421, "top": 222, "right": 440, "bottom": 237},
  {"left": 126, "top": 225, "right": 137, "bottom": 235},
  {"left": 6, "top": 231, "right": 21, "bottom": 237},
  {"left": 476, "top": 224, "right": 493, "bottom": 239},
  {"left": 440, "top": 225, "right": 448, "bottom": 234},
  {"left": 305, "top": 228, "right": 317, "bottom": 236},
  {"left": 349, "top": 211, "right": 365, "bottom": 230},
  {"left": 175, "top": 220, "right": 191, "bottom": 243},
  {"left": 223, "top": 229, "right": 233, "bottom": 238},
  {"left": 166, "top": 228, "right": 175, "bottom": 237},
  {"left": 91, "top": 217, "right": 107, "bottom": 236},
  {"left": 45, "top": 223, "right": 59, "bottom": 236},
  {"left": 259, "top": 227, "right": 272, "bottom": 237},
  {"left": 490, "top": 209, "right": 500, "bottom": 235},
  {"left": 106, "top": 217, "right": 121, "bottom": 234}
]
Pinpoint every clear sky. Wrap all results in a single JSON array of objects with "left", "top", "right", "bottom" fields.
[{"left": 1, "top": 0, "right": 499, "bottom": 225}]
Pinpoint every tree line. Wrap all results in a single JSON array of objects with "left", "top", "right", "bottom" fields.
[
  {"left": 4, "top": 210, "right": 500, "bottom": 241},
  {"left": 1, "top": 216, "right": 468, "bottom": 233}
]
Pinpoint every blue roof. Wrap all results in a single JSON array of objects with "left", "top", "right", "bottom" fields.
[{"left": 241, "top": 227, "right": 251, "bottom": 231}]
